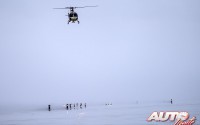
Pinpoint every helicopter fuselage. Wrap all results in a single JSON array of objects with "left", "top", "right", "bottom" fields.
[{"left": 68, "top": 12, "right": 79, "bottom": 24}]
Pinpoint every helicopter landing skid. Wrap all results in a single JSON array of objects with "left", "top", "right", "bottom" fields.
[{"left": 67, "top": 20, "right": 80, "bottom": 24}]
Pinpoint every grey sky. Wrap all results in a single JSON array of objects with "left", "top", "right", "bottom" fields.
[{"left": 0, "top": 0, "right": 200, "bottom": 105}]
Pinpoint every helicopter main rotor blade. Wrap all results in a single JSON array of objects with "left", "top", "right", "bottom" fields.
[
  {"left": 53, "top": 6, "right": 97, "bottom": 9},
  {"left": 75, "top": 5, "right": 98, "bottom": 8},
  {"left": 53, "top": 7, "right": 72, "bottom": 9},
  {"left": 53, "top": 8, "right": 67, "bottom": 9}
]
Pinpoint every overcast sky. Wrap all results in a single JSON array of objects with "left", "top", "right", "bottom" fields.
[{"left": 0, "top": 0, "right": 200, "bottom": 105}]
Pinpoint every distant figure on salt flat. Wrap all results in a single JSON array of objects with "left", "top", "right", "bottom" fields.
[
  {"left": 171, "top": 99, "right": 173, "bottom": 104},
  {"left": 48, "top": 105, "right": 51, "bottom": 111},
  {"left": 80, "top": 103, "right": 82, "bottom": 108},
  {"left": 70, "top": 104, "right": 72, "bottom": 109},
  {"left": 66, "top": 104, "right": 69, "bottom": 110},
  {"left": 74, "top": 103, "right": 76, "bottom": 109}
]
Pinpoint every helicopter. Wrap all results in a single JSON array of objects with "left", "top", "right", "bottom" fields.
[{"left": 54, "top": 6, "right": 97, "bottom": 24}]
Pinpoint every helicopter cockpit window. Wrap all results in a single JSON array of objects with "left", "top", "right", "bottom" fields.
[
  {"left": 74, "top": 13, "right": 78, "bottom": 17},
  {"left": 69, "top": 13, "right": 73, "bottom": 17}
]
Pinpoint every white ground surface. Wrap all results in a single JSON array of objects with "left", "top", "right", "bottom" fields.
[{"left": 0, "top": 102, "right": 199, "bottom": 125}]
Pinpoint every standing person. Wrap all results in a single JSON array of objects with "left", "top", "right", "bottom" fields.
[
  {"left": 66, "top": 104, "right": 69, "bottom": 110},
  {"left": 171, "top": 99, "right": 173, "bottom": 104},
  {"left": 69, "top": 104, "right": 72, "bottom": 109},
  {"left": 48, "top": 105, "right": 51, "bottom": 111},
  {"left": 84, "top": 103, "right": 87, "bottom": 108},
  {"left": 80, "top": 103, "right": 82, "bottom": 108}
]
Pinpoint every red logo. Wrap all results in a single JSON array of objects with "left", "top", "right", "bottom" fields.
[{"left": 147, "top": 112, "right": 196, "bottom": 125}]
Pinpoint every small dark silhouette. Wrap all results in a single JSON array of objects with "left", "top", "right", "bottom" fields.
[
  {"left": 80, "top": 103, "right": 82, "bottom": 108},
  {"left": 69, "top": 104, "right": 72, "bottom": 109},
  {"left": 171, "top": 99, "right": 173, "bottom": 104},
  {"left": 105, "top": 103, "right": 112, "bottom": 106},
  {"left": 66, "top": 104, "right": 69, "bottom": 110},
  {"left": 84, "top": 103, "right": 87, "bottom": 108},
  {"left": 48, "top": 105, "right": 51, "bottom": 111}
]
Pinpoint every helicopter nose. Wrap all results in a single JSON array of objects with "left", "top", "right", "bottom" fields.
[{"left": 71, "top": 17, "right": 77, "bottom": 20}]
